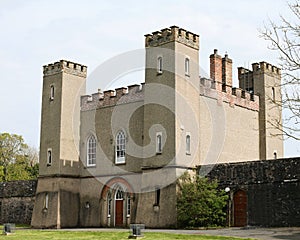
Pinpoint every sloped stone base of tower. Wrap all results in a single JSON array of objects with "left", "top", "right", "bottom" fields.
[
  {"left": 135, "top": 183, "right": 177, "bottom": 228},
  {"left": 31, "top": 177, "right": 80, "bottom": 228}
]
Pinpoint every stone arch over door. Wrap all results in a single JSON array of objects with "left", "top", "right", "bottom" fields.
[
  {"left": 101, "top": 177, "right": 134, "bottom": 227},
  {"left": 233, "top": 189, "right": 248, "bottom": 227}
]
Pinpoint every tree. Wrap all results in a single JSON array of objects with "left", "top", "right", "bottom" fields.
[
  {"left": 176, "top": 172, "right": 228, "bottom": 228},
  {"left": 260, "top": 0, "right": 300, "bottom": 140},
  {"left": 0, "top": 132, "right": 39, "bottom": 181}
]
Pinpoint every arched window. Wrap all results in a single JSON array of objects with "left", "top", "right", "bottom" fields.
[
  {"left": 50, "top": 85, "right": 55, "bottom": 100},
  {"left": 157, "top": 56, "right": 163, "bottom": 74},
  {"left": 116, "top": 130, "right": 126, "bottom": 164},
  {"left": 185, "top": 57, "right": 190, "bottom": 76},
  {"left": 156, "top": 132, "right": 162, "bottom": 154},
  {"left": 186, "top": 134, "right": 191, "bottom": 154},
  {"left": 87, "top": 135, "right": 96, "bottom": 166},
  {"left": 116, "top": 189, "right": 124, "bottom": 200}
]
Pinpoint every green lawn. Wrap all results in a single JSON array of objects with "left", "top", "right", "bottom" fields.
[{"left": 0, "top": 229, "right": 255, "bottom": 240}]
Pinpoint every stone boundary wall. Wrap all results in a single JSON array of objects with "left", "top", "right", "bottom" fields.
[
  {"left": 205, "top": 157, "right": 300, "bottom": 227},
  {"left": 0, "top": 180, "right": 37, "bottom": 225}
]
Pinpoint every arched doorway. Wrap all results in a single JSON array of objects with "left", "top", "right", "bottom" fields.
[
  {"left": 233, "top": 189, "right": 248, "bottom": 227},
  {"left": 115, "top": 188, "right": 124, "bottom": 226},
  {"left": 101, "top": 178, "right": 134, "bottom": 227}
]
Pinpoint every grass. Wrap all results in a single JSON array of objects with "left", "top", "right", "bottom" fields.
[{"left": 0, "top": 229, "right": 255, "bottom": 240}]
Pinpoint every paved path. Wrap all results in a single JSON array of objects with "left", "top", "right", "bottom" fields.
[
  {"left": 53, "top": 227, "right": 300, "bottom": 240},
  {"left": 144, "top": 227, "right": 300, "bottom": 240}
]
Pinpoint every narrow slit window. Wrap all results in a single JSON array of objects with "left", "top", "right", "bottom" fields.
[
  {"left": 50, "top": 85, "right": 55, "bottom": 100},
  {"left": 186, "top": 134, "right": 191, "bottom": 154},
  {"left": 127, "top": 195, "right": 131, "bottom": 216},
  {"left": 274, "top": 151, "right": 277, "bottom": 159},
  {"left": 272, "top": 87, "right": 275, "bottom": 102},
  {"left": 107, "top": 192, "right": 112, "bottom": 217},
  {"left": 47, "top": 149, "right": 52, "bottom": 166},
  {"left": 156, "top": 132, "right": 162, "bottom": 154},
  {"left": 185, "top": 58, "right": 190, "bottom": 76},
  {"left": 157, "top": 56, "right": 163, "bottom": 74},
  {"left": 155, "top": 188, "right": 160, "bottom": 206},
  {"left": 44, "top": 193, "right": 49, "bottom": 209}
]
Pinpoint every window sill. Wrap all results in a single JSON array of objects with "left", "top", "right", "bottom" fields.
[
  {"left": 47, "top": 164, "right": 52, "bottom": 167},
  {"left": 156, "top": 152, "right": 162, "bottom": 155},
  {"left": 185, "top": 73, "right": 190, "bottom": 77},
  {"left": 186, "top": 152, "right": 191, "bottom": 155},
  {"left": 86, "top": 164, "right": 96, "bottom": 168},
  {"left": 157, "top": 71, "right": 163, "bottom": 75},
  {"left": 115, "top": 162, "right": 126, "bottom": 165}
]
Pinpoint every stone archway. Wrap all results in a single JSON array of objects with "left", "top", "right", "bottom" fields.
[{"left": 101, "top": 177, "right": 134, "bottom": 227}]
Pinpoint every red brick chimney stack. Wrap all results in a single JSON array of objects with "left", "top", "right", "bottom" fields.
[
  {"left": 222, "top": 53, "right": 233, "bottom": 87},
  {"left": 210, "top": 49, "right": 222, "bottom": 83}
]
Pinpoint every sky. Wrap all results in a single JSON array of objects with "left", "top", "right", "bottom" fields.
[{"left": 0, "top": 0, "right": 298, "bottom": 157}]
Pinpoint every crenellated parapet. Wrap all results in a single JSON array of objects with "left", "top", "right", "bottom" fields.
[
  {"left": 252, "top": 62, "right": 281, "bottom": 76},
  {"left": 200, "top": 78, "right": 259, "bottom": 111},
  {"left": 43, "top": 60, "right": 87, "bottom": 77},
  {"left": 81, "top": 83, "right": 144, "bottom": 111},
  {"left": 145, "top": 26, "right": 199, "bottom": 50}
]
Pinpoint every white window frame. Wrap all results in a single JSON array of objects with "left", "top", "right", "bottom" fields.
[
  {"left": 127, "top": 195, "right": 131, "bottom": 217},
  {"left": 87, "top": 135, "right": 96, "bottom": 167},
  {"left": 186, "top": 133, "right": 191, "bottom": 155},
  {"left": 157, "top": 56, "right": 163, "bottom": 74},
  {"left": 156, "top": 132, "right": 162, "bottom": 154},
  {"left": 185, "top": 57, "right": 190, "bottom": 76},
  {"left": 50, "top": 85, "right": 55, "bottom": 100},
  {"left": 47, "top": 148, "right": 52, "bottom": 166},
  {"left": 115, "top": 130, "right": 126, "bottom": 164}
]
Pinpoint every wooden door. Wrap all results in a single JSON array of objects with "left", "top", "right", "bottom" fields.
[
  {"left": 233, "top": 190, "right": 247, "bottom": 227},
  {"left": 115, "top": 200, "right": 123, "bottom": 226}
]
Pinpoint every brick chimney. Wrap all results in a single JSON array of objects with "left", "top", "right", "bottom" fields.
[
  {"left": 210, "top": 49, "right": 222, "bottom": 82},
  {"left": 222, "top": 53, "right": 233, "bottom": 86}
]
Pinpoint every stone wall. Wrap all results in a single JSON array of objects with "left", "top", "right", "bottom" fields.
[
  {"left": 205, "top": 157, "right": 300, "bottom": 227},
  {"left": 0, "top": 180, "right": 37, "bottom": 225}
]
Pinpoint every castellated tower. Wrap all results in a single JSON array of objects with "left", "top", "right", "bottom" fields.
[
  {"left": 31, "top": 60, "right": 87, "bottom": 228},
  {"left": 238, "top": 63, "right": 283, "bottom": 159},
  {"left": 136, "top": 26, "right": 200, "bottom": 227}
]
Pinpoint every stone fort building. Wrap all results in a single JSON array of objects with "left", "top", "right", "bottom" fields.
[{"left": 31, "top": 26, "right": 283, "bottom": 228}]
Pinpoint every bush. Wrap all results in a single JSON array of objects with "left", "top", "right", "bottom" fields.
[{"left": 177, "top": 172, "right": 228, "bottom": 228}]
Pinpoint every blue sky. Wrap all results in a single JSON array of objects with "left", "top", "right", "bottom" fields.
[{"left": 0, "top": 0, "right": 298, "bottom": 156}]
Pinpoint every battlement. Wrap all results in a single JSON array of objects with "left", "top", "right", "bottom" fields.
[
  {"left": 200, "top": 78, "right": 259, "bottom": 111},
  {"left": 145, "top": 26, "right": 199, "bottom": 50},
  {"left": 252, "top": 61, "right": 281, "bottom": 75},
  {"left": 43, "top": 60, "right": 87, "bottom": 77},
  {"left": 81, "top": 83, "right": 144, "bottom": 111}
]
